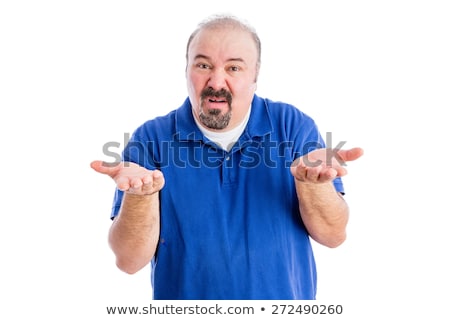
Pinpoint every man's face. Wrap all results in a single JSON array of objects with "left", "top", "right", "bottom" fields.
[{"left": 186, "top": 27, "right": 259, "bottom": 131}]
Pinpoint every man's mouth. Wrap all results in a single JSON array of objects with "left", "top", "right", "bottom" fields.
[
  {"left": 208, "top": 97, "right": 227, "bottom": 103},
  {"left": 201, "top": 87, "right": 232, "bottom": 106}
]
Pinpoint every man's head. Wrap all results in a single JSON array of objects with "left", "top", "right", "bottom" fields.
[{"left": 185, "top": 14, "right": 261, "bottom": 131}]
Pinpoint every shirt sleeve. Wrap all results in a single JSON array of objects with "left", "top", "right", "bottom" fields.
[{"left": 288, "top": 107, "right": 345, "bottom": 195}]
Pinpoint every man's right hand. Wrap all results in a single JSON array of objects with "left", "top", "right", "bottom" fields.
[{"left": 90, "top": 161, "right": 165, "bottom": 196}]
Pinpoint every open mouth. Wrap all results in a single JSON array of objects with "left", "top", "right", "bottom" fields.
[
  {"left": 201, "top": 87, "right": 232, "bottom": 106},
  {"left": 208, "top": 97, "right": 227, "bottom": 103}
]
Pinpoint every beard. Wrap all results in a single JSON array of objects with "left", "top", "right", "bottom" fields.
[{"left": 198, "top": 87, "right": 233, "bottom": 130}]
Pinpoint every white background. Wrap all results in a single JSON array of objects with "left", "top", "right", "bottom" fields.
[{"left": 1, "top": 0, "right": 449, "bottom": 319}]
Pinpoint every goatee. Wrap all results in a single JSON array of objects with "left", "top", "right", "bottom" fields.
[{"left": 198, "top": 88, "right": 233, "bottom": 130}]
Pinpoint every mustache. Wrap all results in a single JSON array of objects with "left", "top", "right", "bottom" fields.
[{"left": 200, "top": 87, "right": 232, "bottom": 105}]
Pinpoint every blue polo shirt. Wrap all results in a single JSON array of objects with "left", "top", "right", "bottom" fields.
[{"left": 111, "top": 95, "right": 344, "bottom": 299}]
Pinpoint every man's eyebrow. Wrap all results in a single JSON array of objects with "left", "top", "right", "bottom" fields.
[
  {"left": 193, "top": 54, "right": 246, "bottom": 63},
  {"left": 194, "top": 54, "right": 210, "bottom": 60},
  {"left": 227, "top": 57, "right": 245, "bottom": 63}
]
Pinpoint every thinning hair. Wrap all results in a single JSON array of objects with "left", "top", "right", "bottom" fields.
[{"left": 185, "top": 14, "right": 261, "bottom": 68}]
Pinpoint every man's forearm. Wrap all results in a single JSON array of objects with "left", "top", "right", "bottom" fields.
[
  {"left": 295, "top": 181, "right": 349, "bottom": 248},
  {"left": 109, "top": 192, "right": 160, "bottom": 274}
]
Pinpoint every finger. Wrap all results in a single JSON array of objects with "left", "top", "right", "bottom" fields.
[
  {"left": 336, "top": 166, "right": 348, "bottom": 177},
  {"left": 305, "top": 166, "right": 321, "bottom": 182},
  {"left": 115, "top": 176, "right": 131, "bottom": 191},
  {"left": 90, "top": 160, "right": 121, "bottom": 177},
  {"left": 90, "top": 160, "right": 109, "bottom": 173},
  {"left": 318, "top": 167, "right": 339, "bottom": 182},
  {"left": 141, "top": 172, "right": 153, "bottom": 185},
  {"left": 129, "top": 176, "right": 144, "bottom": 189},
  {"left": 152, "top": 170, "right": 165, "bottom": 190},
  {"left": 126, "top": 169, "right": 162, "bottom": 192},
  {"left": 337, "top": 147, "right": 364, "bottom": 162},
  {"left": 292, "top": 164, "right": 308, "bottom": 181},
  {"left": 141, "top": 171, "right": 163, "bottom": 192}
]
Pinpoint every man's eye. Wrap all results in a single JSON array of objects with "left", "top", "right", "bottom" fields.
[
  {"left": 229, "top": 66, "right": 240, "bottom": 72},
  {"left": 197, "top": 63, "right": 210, "bottom": 69}
]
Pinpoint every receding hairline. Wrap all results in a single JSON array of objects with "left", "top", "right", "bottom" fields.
[{"left": 185, "top": 14, "right": 261, "bottom": 65}]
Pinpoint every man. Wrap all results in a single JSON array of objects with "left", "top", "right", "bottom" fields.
[{"left": 91, "top": 14, "right": 363, "bottom": 299}]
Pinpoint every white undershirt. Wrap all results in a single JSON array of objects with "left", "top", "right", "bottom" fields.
[{"left": 193, "top": 106, "right": 252, "bottom": 152}]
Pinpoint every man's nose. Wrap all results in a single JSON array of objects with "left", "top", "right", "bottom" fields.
[{"left": 207, "top": 69, "right": 227, "bottom": 90}]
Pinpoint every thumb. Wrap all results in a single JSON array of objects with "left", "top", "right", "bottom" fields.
[
  {"left": 336, "top": 147, "right": 364, "bottom": 162},
  {"left": 90, "top": 160, "right": 121, "bottom": 177}
]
